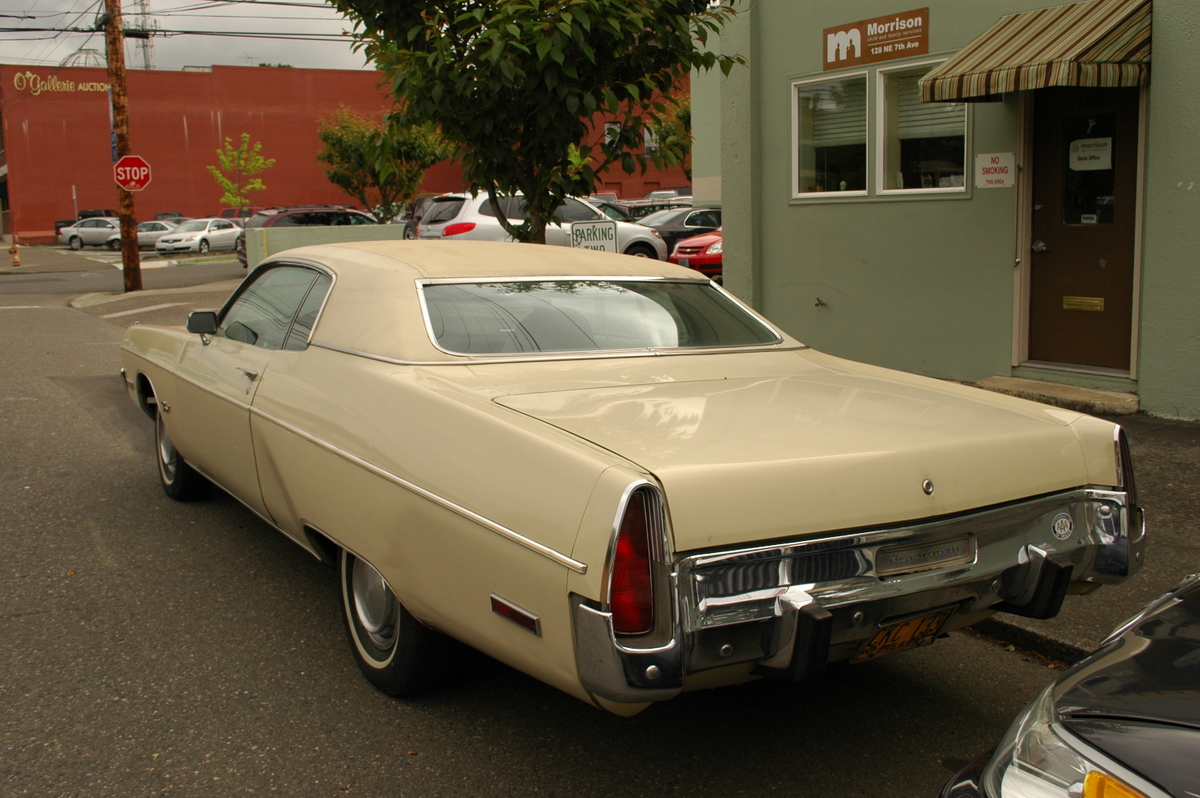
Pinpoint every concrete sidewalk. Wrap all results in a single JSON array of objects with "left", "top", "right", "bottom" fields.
[
  {"left": 0, "top": 240, "right": 215, "bottom": 275},
  {"left": 8, "top": 239, "right": 1196, "bottom": 666}
]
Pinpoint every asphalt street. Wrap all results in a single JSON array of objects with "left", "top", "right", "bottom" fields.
[{"left": 1, "top": 244, "right": 1196, "bottom": 796}]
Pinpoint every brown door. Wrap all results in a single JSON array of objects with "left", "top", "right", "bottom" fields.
[{"left": 1029, "top": 87, "right": 1138, "bottom": 370}]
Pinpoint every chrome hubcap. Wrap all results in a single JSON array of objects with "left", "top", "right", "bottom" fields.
[
  {"left": 351, "top": 559, "right": 397, "bottom": 650},
  {"left": 156, "top": 414, "right": 178, "bottom": 482}
]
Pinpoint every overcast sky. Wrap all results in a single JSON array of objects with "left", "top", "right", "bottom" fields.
[{"left": 0, "top": 0, "right": 374, "bottom": 72}]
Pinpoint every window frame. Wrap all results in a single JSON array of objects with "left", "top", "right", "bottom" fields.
[
  {"left": 791, "top": 58, "right": 972, "bottom": 202},
  {"left": 791, "top": 70, "right": 870, "bottom": 199},
  {"left": 874, "top": 58, "right": 969, "bottom": 197},
  {"left": 216, "top": 262, "right": 335, "bottom": 352}
]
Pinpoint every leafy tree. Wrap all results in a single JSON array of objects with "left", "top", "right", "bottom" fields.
[
  {"left": 331, "top": 0, "right": 740, "bottom": 244},
  {"left": 316, "top": 107, "right": 449, "bottom": 224},
  {"left": 207, "top": 133, "right": 275, "bottom": 209},
  {"left": 646, "top": 96, "right": 692, "bottom": 181}
]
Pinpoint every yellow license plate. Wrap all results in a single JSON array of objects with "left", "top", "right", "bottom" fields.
[{"left": 852, "top": 607, "right": 955, "bottom": 662}]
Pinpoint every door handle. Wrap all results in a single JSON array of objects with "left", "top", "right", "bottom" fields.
[
  {"left": 238, "top": 368, "right": 259, "bottom": 381},
  {"left": 1032, "top": 240, "right": 1051, "bottom": 253}
]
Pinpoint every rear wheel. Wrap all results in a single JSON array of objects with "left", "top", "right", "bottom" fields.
[
  {"left": 69, "top": 236, "right": 83, "bottom": 250},
  {"left": 155, "top": 409, "right": 209, "bottom": 501},
  {"left": 623, "top": 243, "right": 656, "bottom": 258},
  {"left": 339, "top": 549, "right": 462, "bottom": 695}
]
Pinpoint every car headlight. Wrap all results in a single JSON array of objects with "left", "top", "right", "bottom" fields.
[
  {"left": 706, "top": 240, "right": 723, "bottom": 255},
  {"left": 983, "top": 684, "right": 1151, "bottom": 798}
]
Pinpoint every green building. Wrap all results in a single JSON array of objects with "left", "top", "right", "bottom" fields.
[{"left": 696, "top": 0, "right": 1199, "bottom": 419}]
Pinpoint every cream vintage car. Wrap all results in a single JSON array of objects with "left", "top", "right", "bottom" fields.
[{"left": 120, "top": 240, "right": 1144, "bottom": 714}]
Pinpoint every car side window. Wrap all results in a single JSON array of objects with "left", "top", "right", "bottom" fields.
[
  {"left": 283, "top": 273, "right": 333, "bottom": 351},
  {"left": 688, "top": 210, "right": 720, "bottom": 228},
  {"left": 217, "top": 266, "right": 323, "bottom": 350},
  {"left": 554, "top": 199, "right": 602, "bottom": 223},
  {"left": 214, "top": 220, "right": 234, "bottom": 231}
]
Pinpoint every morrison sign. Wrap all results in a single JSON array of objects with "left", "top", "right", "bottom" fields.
[{"left": 823, "top": 8, "right": 929, "bottom": 70}]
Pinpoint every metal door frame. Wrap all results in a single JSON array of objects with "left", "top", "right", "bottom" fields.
[{"left": 1012, "top": 87, "right": 1148, "bottom": 377}]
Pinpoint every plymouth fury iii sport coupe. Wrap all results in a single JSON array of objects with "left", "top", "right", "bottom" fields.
[{"left": 120, "top": 241, "right": 1144, "bottom": 714}]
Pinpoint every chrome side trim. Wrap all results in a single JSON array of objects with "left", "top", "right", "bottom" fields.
[
  {"left": 184, "top": 460, "right": 317, "bottom": 555},
  {"left": 247, "top": 405, "right": 588, "bottom": 574},
  {"left": 310, "top": 340, "right": 806, "bottom": 367},
  {"left": 173, "top": 369, "right": 253, "bottom": 411}
]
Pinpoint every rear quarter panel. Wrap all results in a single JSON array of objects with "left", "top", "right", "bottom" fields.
[{"left": 247, "top": 346, "right": 636, "bottom": 702}]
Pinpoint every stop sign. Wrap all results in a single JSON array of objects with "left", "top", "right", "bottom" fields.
[{"left": 114, "top": 155, "right": 152, "bottom": 191}]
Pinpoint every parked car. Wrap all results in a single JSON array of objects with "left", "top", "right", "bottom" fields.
[
  {"left": 107, "top": 220, "right": 179, "bottom": 250},
  {"left": 154, "top": 217, "right": 241, "bottom": 254},
  {"left": 590, "top": 199, "right": 634, "bottom": 223},
  {"left": 643, "top": 186, "right": 691, "bottom": 199},
  {"left": 77, "top": 208, "right": 119, "bottom": 220},
  {"left": 395, "top": 193, "right": 439, "bottom": 240},
  {"left": 941, "top": 572, "right": 1199, "bottom": 798},
  {"left": 418, "top": 193, "right": 667, "bottom": 258},
  {"left": 120, "top": 240, "right": 1143, "bottom": 714},
  {"left": 154, "top": 212, "right": 187, "bottom": 222},
  {"left": 217, "top": 206, "right": 265, "bottom": 220},
  {"left": 58, "top": 217, "right": 121, "bottom": 250},
  {"left": 235, "top": 205, "right": 378, "bottom": 267},
  {"left": 618, "top": 197, "right": 693, "bottom": 220},
  {"left": 669, "top": 227, "right": 723, "bottom": 280},
  {"left": 639, "top": 205, "right": 722, "bottom": 252}
]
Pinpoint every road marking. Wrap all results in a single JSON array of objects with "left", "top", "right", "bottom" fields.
[
  {"left": 0, "top": 306, "right": 44, "bottom": 309},
  {"left": 101, "top": 302, "right": 186, "bottom": 318}
]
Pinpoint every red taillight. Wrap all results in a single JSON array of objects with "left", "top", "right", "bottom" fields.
[
  {"left": 441, "top": 222, "right": 476, "bottom": 237},
  {"left": 610, "top": 491, "right": 654, "bottom": 636}
]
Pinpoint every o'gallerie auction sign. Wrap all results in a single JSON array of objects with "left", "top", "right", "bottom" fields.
[{"left": 824, "top": 8, "right": 929, "bottom": 70}]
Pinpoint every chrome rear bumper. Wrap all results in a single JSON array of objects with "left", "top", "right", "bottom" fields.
[{"left": 573, "top": 487, "right": 1144, "bottom": 703}]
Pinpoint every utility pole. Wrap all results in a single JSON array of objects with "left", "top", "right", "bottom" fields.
[{"left": 103, "top": 0, "right": 142, "bottom": 292}]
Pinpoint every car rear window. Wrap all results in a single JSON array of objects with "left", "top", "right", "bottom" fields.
[
  {"left": 422, "top": 199, "right": 466, "bottom": 224},
  {"left": 421, "top": 280, "right": 780, "bottom": 355}
]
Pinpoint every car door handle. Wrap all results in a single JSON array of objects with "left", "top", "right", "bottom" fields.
[{"left": 238, "top": 368, "right": 259, "bottom": 381}]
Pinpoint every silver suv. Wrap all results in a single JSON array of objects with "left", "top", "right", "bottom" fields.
[{"left": 417, "top": 193, "right": 667, "bottom": 259}]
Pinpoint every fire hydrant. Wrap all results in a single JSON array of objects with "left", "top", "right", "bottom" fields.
[{"left": 8, "top": 242, "right": 19, "bottom": 268}]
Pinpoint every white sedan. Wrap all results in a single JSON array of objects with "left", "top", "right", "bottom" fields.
[
  {"left": 418, "top": 193, "right": 668, "bottom": 259},
  {"left": 154, "top": 218, "right": 241, "bottom": 254},
  {"left": 58, "top": 217, "right": 121, "bottom": 250},
  {"left": 107, "top": 220, "right": 180, "bottom": 250}
]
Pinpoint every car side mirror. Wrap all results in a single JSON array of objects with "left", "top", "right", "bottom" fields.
[{"left": 187, "top": 311, "right": 218, "bottom": 335}]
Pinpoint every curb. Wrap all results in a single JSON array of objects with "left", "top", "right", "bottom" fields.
[{"left": 970, "top": 617, "right": 1090, "bottom": 665}]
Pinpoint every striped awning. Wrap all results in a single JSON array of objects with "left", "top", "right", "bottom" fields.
[{"left": 919, "top": 0, "right": 1151, "bottom": 102}]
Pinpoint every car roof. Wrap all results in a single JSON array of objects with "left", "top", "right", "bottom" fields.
[{"left": 258, "top": 240, "right": 762, "bottom": 363}]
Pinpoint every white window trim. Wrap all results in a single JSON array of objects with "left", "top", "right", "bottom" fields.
[
  {"left": 874, "top": 58, "right": 969, "bottom": 196},
  {"left": 791, "top": 70, "right": 870, "bottom": 199}
]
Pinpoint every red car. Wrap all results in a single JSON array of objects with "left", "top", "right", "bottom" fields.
[{"left": 669, "top": 227, "right": 722, "bottom": 280}]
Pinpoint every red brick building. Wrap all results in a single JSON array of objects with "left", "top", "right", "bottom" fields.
[{"left": 0, "top": 64, "right": 689, "bottom": 243}]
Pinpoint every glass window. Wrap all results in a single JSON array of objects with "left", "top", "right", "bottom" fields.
[
  {"left": 795, "top": 75, "right": 867, "bottom": 194},
  {"left": 422, "top": 198, "right": 465, "bottom": 224},
  {"left": 283, "top": 273, "right": 333, "bottom": 351},
  {"left": 881, "top": 66, "right": 966, "bottom": 191},
  {"left": 686, "top": 210, "right": 721, "bottom": 228},
  {"left": 218, "top": 266, "right": 321, "bottom": 350},
  {"left": 554, "top": 198, "right": 601, "bottom": 223},
  {"left": 422, "top": 280, "right": 780, "bottom": 355},
  {"left": 1063, "top": 113, "right": 1116, "bottom": 225}
]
